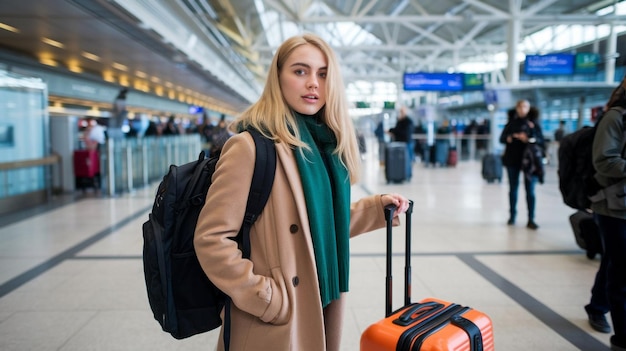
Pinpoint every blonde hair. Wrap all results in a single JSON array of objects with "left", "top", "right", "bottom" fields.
[{"left": 232, "top": 33, "right": 361, "bottom": 183}]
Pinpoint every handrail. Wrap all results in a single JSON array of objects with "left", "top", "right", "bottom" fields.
[{"left": 0, "top": 154, "right": 61, "bottom": 171}]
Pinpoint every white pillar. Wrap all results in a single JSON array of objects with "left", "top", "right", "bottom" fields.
[
  {"left": 605, "top": 23, "right": 618, "bottom": 84},
  {"left": 506, "top": 17, "right": 521, "bottom": 84}
]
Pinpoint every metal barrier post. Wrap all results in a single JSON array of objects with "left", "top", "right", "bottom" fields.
[
  {"left": 142, "top": 141, "right": 149, "bottom": 186},
  {"left": 126, "top": 144, "right": 133, "bottom": 192},
  {"left": 107, "top": 139, "right": 116, "bottom": 197}
]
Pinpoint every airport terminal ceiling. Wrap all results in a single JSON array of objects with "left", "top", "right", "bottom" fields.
[{"left": 0, "top": 0, "right": 623, "bottom": 114}]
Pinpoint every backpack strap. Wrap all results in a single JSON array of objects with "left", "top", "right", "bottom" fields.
[
  {"left": 240, "top": 128, "right": 276, "bottom": 257},
  {"left": 224, "top": 128, "right": 276, "bottom": 351}
]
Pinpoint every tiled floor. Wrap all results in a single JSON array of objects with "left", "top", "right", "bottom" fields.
[{"left": 0, "top": 144, "right": 613, "bottom": 350}]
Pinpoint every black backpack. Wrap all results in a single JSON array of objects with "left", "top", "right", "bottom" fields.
[
  {"left": 558, "top": 107, "right": 625, "bottom": 210},
  {"left": 142, "top": 128, "right": 276, "bottom": 339}
]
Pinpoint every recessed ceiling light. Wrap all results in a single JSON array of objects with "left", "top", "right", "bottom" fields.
[
  {"left": 40, "top": 58, "right": 58, "bottom": 67},
  {"left": 81, "top": 51, "right": 100, "bottom": 62},
  {"left": 119, "top": 75, "right": 129, "bottom": 85},
  {"left": 38, "top": 53, "right": 57, "bottom": 66},
  {"left": 0, "top": 22, "right": 19, "bottom": 33},
  {"left": 68, "top": 61, "right": 83, "bottom": 73},
  {"left": 42, "top": 37, "right": 64, "bottom": 49},
  {"left": 112, "top": 62, "right": 128, "bottom": 71},
  {"left": 103, "top": 71, "right": 115, "bottom": 83}
]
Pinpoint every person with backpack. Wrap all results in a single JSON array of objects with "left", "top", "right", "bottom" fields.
[
  {"left": 193, "top": 33, "right": 410, "bottom": 351},
  {"left": 500, "top": 99, "right": 545, "bottom": 230},
  {"left": 586, "top": 76, "right": 626, "bottom": 351},
  {"left": 389, "top": 106, "right": 415, "bottom": 178}
]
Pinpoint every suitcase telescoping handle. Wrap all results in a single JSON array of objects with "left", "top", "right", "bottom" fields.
[{"left": 384, "top": 199, "right": 414, "bottom": 317}]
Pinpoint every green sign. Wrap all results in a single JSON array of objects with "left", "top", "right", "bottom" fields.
[
  {"left": 463, "top": 73, "right": 484, "bottom": 90},
  {"left": 575, "top": 53, "right": 600, "bottom": 73}
]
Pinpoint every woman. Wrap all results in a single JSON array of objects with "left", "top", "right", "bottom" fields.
[
  {"left": 193, "top": 33, "right": 409, "bottom": 351},
  {"left": 499, "top": 99, "right": 545, "bottom": 230},
  {"left": 589, "top": 76, "right": 626, "bottom": 351}
]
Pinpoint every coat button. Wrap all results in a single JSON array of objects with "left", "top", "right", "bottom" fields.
[
  {"left": 292, "top": 276, "right": 299, "bottom": 287},
  {"left": 289, "top": 224, "right": 298, "bottom": 233}
]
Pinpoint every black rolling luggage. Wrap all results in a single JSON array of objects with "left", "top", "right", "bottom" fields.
[
  {"left": 481, "top": 154, "right": 502, "bottom": 183},
  {"left": 385, "top": 142, "right": 408, "bottom": 183},
  {"left": 569, "top": 210, "right": 603, "bottom": 259}
]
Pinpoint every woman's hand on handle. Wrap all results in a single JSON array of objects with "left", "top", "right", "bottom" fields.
[{"left": 381, "top": 193, "right": 410, "bottom": 217}]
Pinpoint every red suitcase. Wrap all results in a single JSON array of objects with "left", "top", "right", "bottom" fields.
[
  {"left": 73, "top": 150, "right": 100, "bottom": 177},
  {"left": 360, "top": 201, "right": 494, "bottom": 351},
  {"left": 73, "top": 150, "right": 101, "bottom": 190},
  {"left": 447, "top": 147, "right": 458, "bottom": 167}
]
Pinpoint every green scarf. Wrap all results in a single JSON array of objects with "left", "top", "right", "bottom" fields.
[{"left": 293, "top": 112, "right": 350, "bottom": 307}]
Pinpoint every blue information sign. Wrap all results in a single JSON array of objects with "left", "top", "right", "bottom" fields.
[
  {"left": 403, "top": 72, "right": 464, "bottom": 91},
  {"left": 524, "top": 53, "right": 575, "bottom": 75}
]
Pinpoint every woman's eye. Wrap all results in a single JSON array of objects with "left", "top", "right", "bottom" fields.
[
  {"left": 319, "top": 72, "right": 327, "bottom": 78},
  {"left": 294, "top": 69, "right": 305, "bottom": 76}
]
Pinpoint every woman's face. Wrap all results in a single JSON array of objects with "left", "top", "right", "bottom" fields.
[
  {"left": 516, "top": 101, "right": 530, "bottom": 118},
  {"left": 279, "top": 44, "right": 327, "bottom": 115}
]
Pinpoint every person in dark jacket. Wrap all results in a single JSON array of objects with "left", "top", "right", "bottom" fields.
[
  {"left": 499, "top": 99, "right": 545, "bottom": 230},
  {"left": 389, "top": 106, "right": 415, "bottom": 180},
  {"left": 586, "top": 76, "right": 626, "bottom": 350}
]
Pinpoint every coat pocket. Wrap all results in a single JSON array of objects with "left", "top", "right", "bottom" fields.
[
  {"left": 605, "top": 180, "right": 626, "bottom": 210},
  {"left": 591, "top": 179, "right": 626, "bottom": 210}
]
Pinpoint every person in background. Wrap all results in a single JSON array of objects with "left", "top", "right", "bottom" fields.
[
  {"left": 554, "top": 120, "right": 567, "bottom": 142},
  {"left": 374, "top": 119, "right": 386, "bottom": 165},
  {"left": 587, "top": 76, "right": 626, "bottom": 351},
  {"left": 414, "top": 121, "right": 426, "bottom": 162},
  {"left": 388, "top": 106, "right": 415, "bottom": 179},
  {"left": 499, "top": 99, "right": 545, "bottom": 230},
  {"left": 108, "top": 88, "right": 127, "bottom": 140},
  {"left": 162, "top": 115, "right": 180, "bottom": 135},
  {"left": 83, "top": 117, "right": 105, "bottom": 152},
  {"left": 198, "top": 112, "right": 215, "bottom": 143},
  {"left": 193, "top": 33, "right": 409, "bottom": 351},
  {"left": 143, "top": 120, "right": 159, "bottom": 137},
  {"left": 209, "top": 116, "right": 232, "bottom": 156}
]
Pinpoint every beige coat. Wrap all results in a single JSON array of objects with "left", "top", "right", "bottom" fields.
[{"left": 194, "top": 131, "right": 390, "bottom": 351}]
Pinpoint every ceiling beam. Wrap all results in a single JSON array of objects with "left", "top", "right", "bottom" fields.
[{"left": 298, "top": 13, "right": 626, "bottom": 24}]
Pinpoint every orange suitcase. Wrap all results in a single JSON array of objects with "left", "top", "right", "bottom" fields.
[{"left": 360, "top": 202, "right": 494, "bottom": 351}]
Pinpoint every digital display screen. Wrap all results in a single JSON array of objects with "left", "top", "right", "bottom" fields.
[
  {"left": 188, "top": 105, "right": 204, "bottom": 114},
  {"left": 464, "top": 73, "right": 484, "bottom": 90},
  {"left": 403, "top": 72, "right": 464, "bottom": 91},
  {"left": 524, "top": 53, "right": 575, "bottom": 75},
  {"left": 575, "top": 52, "right": 600, "bottom": 73}
]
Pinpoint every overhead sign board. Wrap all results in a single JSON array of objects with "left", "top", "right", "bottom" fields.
[
  {"left": 403, "top": 72, "right": 464, "bottom": 91},
  {"left": 575, "top": 52, "right": 601, "bottom": 73},
  {"left": 524, "top": 53, "right": 575, "bottom": 75}
]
